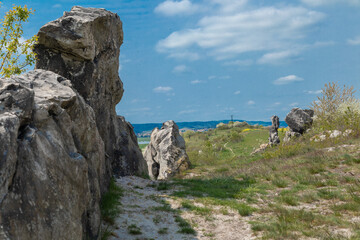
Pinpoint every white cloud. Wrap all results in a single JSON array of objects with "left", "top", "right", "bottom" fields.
[
  {"left": 153, "top": 86, "right": 173, "bottom": 93},
  {"left": 301, "top": 0, "right": 360, "bottom": 7},
  {"left": 191, "top": 80, "right": 205, "bottom": 84},
  {"left": 154, "top": 0, "right": 199, "bottom": 16},
  {"left": 247, "top": 100, "right": 255, "bottom": 105},
  {"left": 290, "top": 102, "right": 299, "bottom": 107},
  {"left": 156, "top": 4, "right": 324, "bottom": 61},
  {"left": 52, "top": 4, "right": 62, "bottom": 8},
  {"left": 173, "top": 64, "right": 188, "bottom": 73},
  {"left": 208, "top": 75, "right": 216, "bottom": 80},
  {"left": 273, "top": 75, "right": 304, "bottom": 85},
  {"left": 258, "top": 50, "right": 300, "bottom": 64},
  {"left": 305, "top": 90, "right": 322, "bottom": 94},
  {"left": 348, "top": 36, "right": 360, "bottom": 45},
  {"left": 234, "top": 90, "right": 241, "bottom": 95}
]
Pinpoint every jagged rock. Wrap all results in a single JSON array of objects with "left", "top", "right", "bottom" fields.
[
  {"left": 34, "top": 6, "right": 146, "bottom": 176},
  {"left": 0, "top": 70, "right": 105, "bottom": 239},
  {"left": 269, "top": 116, "right": 280, "bottom": 145},
  {"left": 144, "top": 121, "right": 190, "bottom": 180},
  {"left": 285, "top": 108, "right": 313, "bottom": 134}
]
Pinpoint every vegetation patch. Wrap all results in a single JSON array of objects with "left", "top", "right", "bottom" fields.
[
  {"left": 175, "top": 215, "right": 196, "bottom": 235},
  {"left": 127, "top": 224, "right": 142, "bottom": 235},
  {"left": 100, "top": 179, "right": 123, "bottom": 225}
]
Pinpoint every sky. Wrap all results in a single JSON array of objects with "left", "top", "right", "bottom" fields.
[{"left": 6, "top": 0, "right": 360, "bottom": 123}]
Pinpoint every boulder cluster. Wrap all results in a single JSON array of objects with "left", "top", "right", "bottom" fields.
[{"left": 0, "top": 7, "right": 146, "bottom": 240}]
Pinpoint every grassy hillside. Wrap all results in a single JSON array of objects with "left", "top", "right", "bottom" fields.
[{"left": 158, "top": 125, "right": 360, "bottom": 239}]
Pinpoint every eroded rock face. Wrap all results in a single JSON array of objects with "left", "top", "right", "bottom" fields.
[
  {"left": 144, "top": 121, "right": 190, "bottom": 180},
  {"left": 113, "top": 116, "right": 147, "bottom": 177},
  {"left": 269, "top": 115, "right": 280, "bottom": 145},
  {"left": 34, "top": 6, "right": 144, "bottom": 176},
  {"left": 0, "top": 70, "right": 105, "bottom": 239},
  {"left": 285, "top": 108, "right": 313, "bottom": 134}
]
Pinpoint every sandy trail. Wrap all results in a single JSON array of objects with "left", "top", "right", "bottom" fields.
[{"left": 108, "top": 176, "right": 257, "bottom": 240}]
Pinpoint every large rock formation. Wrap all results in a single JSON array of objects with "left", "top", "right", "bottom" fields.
[
  {"left": 144, "top": 121, "right": 190, "bottom": 180},
  {"left": 0, "top": 70, "right": 105, "bottom": 239},
  {"left": 0, "top": 6, "right": 148, "bottom": 240},
  {"left": 269, "top": 115, "right": 280, "bottom": 145},
  {"left": 34, "top": 6, "right": 146, "bottom": 176},
  {"left": 284, "top": 108, "right": 314, "bottom": 142}
]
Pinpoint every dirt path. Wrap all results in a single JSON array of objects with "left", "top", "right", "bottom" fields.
[
  {"left": 108, "top": 176, "right": 257, "bottom": 240},
  {"left": 224, "top": 142, "right": 235, "bottom": 157}
]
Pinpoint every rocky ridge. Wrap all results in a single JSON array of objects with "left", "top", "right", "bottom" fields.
[{"left": 0, "top": 6, "right": 145, "bottom": 240}]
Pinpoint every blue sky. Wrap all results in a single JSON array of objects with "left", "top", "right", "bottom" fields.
[{"left": 7, "top": 0, "right": 360, "bottom": 123}]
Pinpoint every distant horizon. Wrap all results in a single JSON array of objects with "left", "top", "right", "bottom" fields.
[{"left": 130, "top": 118, "right": 281, "bottom": 125}]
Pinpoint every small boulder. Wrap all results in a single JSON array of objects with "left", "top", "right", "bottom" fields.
[{"left": 144, "top": 120, "right": 190, "bottom": 180}]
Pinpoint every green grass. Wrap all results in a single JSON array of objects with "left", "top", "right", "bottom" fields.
[
  {"left": 172, "top": 177, "right": 256, "bottom": 199},
  {"left": 127, "top": 224, "right": 142, "bottom": 235},
  {"left": 174, "top": 125, "right": 360, "bottom": 239},
  {"left": 100, "top": 179, "right": 123, "bottom": 225},
  {"left": 100, "top": 179, "right": 124, "bottom": 239},
  {"left": 181, "top": 200, "right": 212, "bottom": 216},
  {"left": 175, "top": 215, "right": 196, "bottom": 234},
  {"left": 158, "top": 228, "right": 168, "bottom": 234}
]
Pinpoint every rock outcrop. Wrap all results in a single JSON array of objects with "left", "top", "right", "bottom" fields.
[
  {"left": 144, "top": 121, "right": 190, "bottom": 180},
  {"left": 285, "top": 108, "right": 313, "bottom": 134},
  {"left": 0, "top": 70, "right": 105, "bottom": 239},
  {"left": 34, "top": 6, "right": 146, "bottom": 177},
  {"left": 269, "top": 115, "right": 280, "bottom": 145},
  {"left": 0, "top": 6, "right": 148, "bottom": 240},
  {"left": 284, "top": 108, "right": 314, "bottom": 142}
]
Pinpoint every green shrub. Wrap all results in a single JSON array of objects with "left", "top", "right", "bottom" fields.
[{"left": 312, "top": 82, "right": 360, "bottom": 133}]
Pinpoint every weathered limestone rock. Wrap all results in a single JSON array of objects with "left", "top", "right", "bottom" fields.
[
  {"left": 34, "top": 6, "right": 146, "bottom": 176},
  {"left": 0, "top": 70, "right": 105, "bottom": 239},
  {"left": 144, "top": 121, "right": 190, "bottom": 180},
  {"left": 269, "top": 115, "right": 280, "bottom": 145},
  {"left": 285, "top": 108, "right": 313, "bottom": 134}
]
